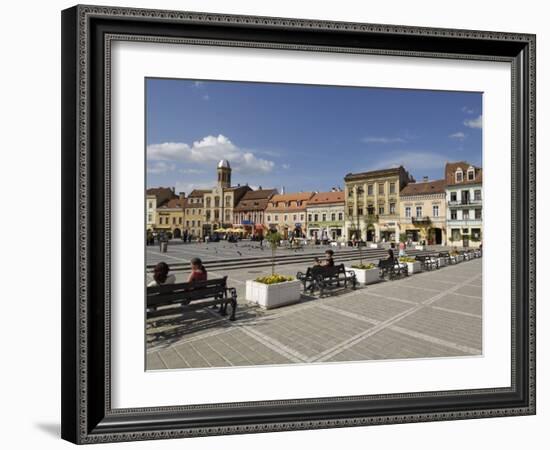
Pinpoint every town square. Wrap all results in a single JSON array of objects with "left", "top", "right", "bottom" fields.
[
  {"left": 145, "top": 79, "right": 483, "bottom": 370},
  {"left": 146, "top": 158, "right": 483, "bottom": 369}
]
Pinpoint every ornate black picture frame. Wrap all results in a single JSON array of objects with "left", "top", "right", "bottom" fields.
[{"left": 61, "top": 4, "right": 536, "bottom": 444}]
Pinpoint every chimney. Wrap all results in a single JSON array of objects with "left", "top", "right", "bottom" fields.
[
  {"left": 423, "top": 176, "right": 428, "bottom": 182},
  {"left": 178, "top": 192, "right": 185, "bottom": 200},
  {"left": 281, "top": 186, "right": 285, "bottom": 195}
]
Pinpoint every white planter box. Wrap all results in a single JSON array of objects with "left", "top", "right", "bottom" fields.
[
  {"left": 438, "top": 257, "right": 447, "bottom": 267},
  {"left": 455, "top": 254, "right": 464, "bottom": 263},
  {"left": 245, "top": 279, "right": 302, "bottom": 310},
  {"left": 402, "top": 261, "right": 421, "bottom": 274},
  {"left": 368, "top": 243, "right": 379, "bottom": 249},
  {"left": 346, "top": 267, "right": 379, "bottom": 285},
  {"left": 414, "top": 245, "right": 424, "bottom": 250}
]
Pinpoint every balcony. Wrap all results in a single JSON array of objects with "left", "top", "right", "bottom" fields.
[
  {"left": 447, "top": 218, "right": 483, "bottom": 227},
  {"left": 412, "top": 216, "right": 432, "bottom": 225},
  {"left": 345, "top": 214, "right": 378, "bottom": 223},
  {"left": 449, "top": 199, "right": 482, "bottom": 207}
]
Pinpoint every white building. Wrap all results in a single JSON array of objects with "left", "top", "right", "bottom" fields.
[
  {"left": 305, "top": 191, "right": 345, "bottom": 240},
  {"left": 445, "top": 162, "right": 483, "bottom": 248}
]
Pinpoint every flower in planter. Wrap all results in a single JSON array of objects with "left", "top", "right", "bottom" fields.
[
  {"left": 399, "top": 257, "right": 417, "bottom": 263},
  {"left": 255, "top": 274, "right": 294, "bottom": 285},
  {"left": 351, "top": 263, "right": 376, "bottom": 270}
]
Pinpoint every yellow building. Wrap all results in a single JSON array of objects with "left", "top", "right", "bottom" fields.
[
  {"left": 146, "top": 187, "right": 177, "bottom": 232},
  {"left": 399, "top": 179, "right": 447, "bottom": 245},
  {"left": 184, "top": 189, "right": 208, "bottom": 239},
  {"left": 344, "top": 166, "right": 413, "bottom": 243},
  {"left": 155, "top": 195, "right": 186, "bottom": 238},
  {"left": 202, "top": 160, "right": 251, "bottom": 235}
]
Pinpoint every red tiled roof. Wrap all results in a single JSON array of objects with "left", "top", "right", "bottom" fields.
[
  {"left": 234, "top": 189, "right": 277, "bottom": 211},
  {"left": 158, "top": 198, "right": 186, "bottom": 209},
  {"left": 188, "top": 189, "right": 210, "bottom": 197},
  {"left": 308, "top": 191, "right": 345, "bottom": 205},
  {"left": 266, "top": 192, "right": 314, "bottom": 212},
  {"left": 445, "top": 162, "right": 482, "bottom": 186},
  {"left": 400, "top": 179, "right": 446, "bottom": 196}
]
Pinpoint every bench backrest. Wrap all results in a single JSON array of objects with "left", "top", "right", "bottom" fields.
[
  {"left": 378, "top": 259, "right": 394, "bottom": 269},
  {"left": 147, "top": 276, "right": 227, "bottom": 308},
  {"left": 309, "top": 263, "right": 345, "bottom": 278}
]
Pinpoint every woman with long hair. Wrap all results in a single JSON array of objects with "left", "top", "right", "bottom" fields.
[{"left": 187, "top": 257, "right": 207, "bottom": 283}]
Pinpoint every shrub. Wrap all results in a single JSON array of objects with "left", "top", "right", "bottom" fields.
[{"left": 255, "top": 274, "right": 294, "bottom": 285}]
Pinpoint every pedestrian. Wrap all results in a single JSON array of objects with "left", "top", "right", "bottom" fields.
[
  {"left": 399, "top": 240, "right": 405, "bottom": 257},
  {"left": 147, "top": 262, "right": 176, "bottom": 287},
  {"left": 187, "top": 257, "right": 207, "bottom": 283}
]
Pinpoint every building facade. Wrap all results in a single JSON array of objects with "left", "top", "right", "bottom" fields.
[
  {"left": 145, "top": 187, "right": 177, "bottom": 232},
  {"left": 265, "top": 192, "right": 313, "bottom": 238},
  {"left": 146, "top": 194, "right": 157, "bottom": 231},
  {"left": 306, "top": 191, "right": 345, "bottom": 240},
  {"left": 183, "top": 189, "right": 208, "bottom": 239},
  {"left": 202, "top": 160, "right": 251, "bottom": 235},
  {"left": 445, "top": 162, "right": 483, "bottom": 248},
  {"left": 399, "top": 179, "right": 447, "bottom": 245},
  {"left": 344, "top": 167, "right": 414, "bottom": 243},
  {"left": 155, "top": 194, "right": 186, "bottom": 238},
  {"left": 233, "top": 188, "right": 277, "bottom": 237}
]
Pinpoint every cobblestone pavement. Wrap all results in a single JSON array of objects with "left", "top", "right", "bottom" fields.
[{"left": 146, "top": 258, "right": 482, "bottom": 370}]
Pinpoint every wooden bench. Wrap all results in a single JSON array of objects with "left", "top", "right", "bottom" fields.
[
  {"left": 378, "top": 258, "right": 408, "bottom": 280},
  {"left": 297, "top": 263, "right": 356, "bottom": 295},
  {"left": 147, "top": 276, "right": 237, "bottom": 323}
]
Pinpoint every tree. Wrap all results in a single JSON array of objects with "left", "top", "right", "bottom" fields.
[{"left": 265, "top": 231, "right": 282, "bottom": 275}]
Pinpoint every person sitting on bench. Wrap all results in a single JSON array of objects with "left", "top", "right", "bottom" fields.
[
  {"left": 386, "top": 248, "right": 395, "bottom": 262},
  {"left": 312, "top": 249, "right": 335, "bottom": 267},
  {"left": 147, "top": 261, "right": 176, "bottom": 287},
  {"left": 187, "top": 257, "right": 207, "bottom": 283},
  {"left": 322, "top": 249, "right": 335, "bottom": 267}
]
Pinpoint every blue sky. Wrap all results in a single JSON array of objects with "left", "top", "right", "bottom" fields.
[{"left": 146, "top": 78, "right": 482, "bottom": 194}]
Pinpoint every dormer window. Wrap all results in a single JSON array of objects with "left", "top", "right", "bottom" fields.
[
  {"left": 467, "top": 167, "right": 475, "bottom": 181},
  {"left": 455, "top": 169, "right": 463, "bottom": 183}
]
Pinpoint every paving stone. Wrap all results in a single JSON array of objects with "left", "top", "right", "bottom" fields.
[
  {"left": 146, "top": 257, "right": 483, "bottom": 369},
  {"left": 326, "top": 328, "right": 471, "bottom": 362},
  {"left": 432, "top": 293, "right": 482, "bottom": 316},
  {"left": 325, "top": 294, "right": 412, "bottom": 322},
  {"left": 395, "top": 308, "right": 482, "bottom": 351}
]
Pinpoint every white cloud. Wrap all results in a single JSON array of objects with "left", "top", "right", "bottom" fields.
[
  {"left": 282, "top": 163, "right": 290, "bottom": 170},
  {"left": 192, "top": 81, "right": 204, "bottom": 88},
  {"left": 362, "top": 136, "right": 406, "bottom": 144},
  {"left": 449, "top": 131, "right": 466, "bottom": 141},
  {"left": 202, "top": 94, "right": 210, "bottom": 101},
  {"left": 147, "top": 134, "right": 275, "bottom": 174},
  {"left": 370, "top": 151, "right": 449, "bottom": 172},
  {"left": 464, "top": 115, "right": 482, "bottom": 129},
  {"left": 147, "top": 161, "right": 175, "bottom": 174},
  {"left": 179, "top": 168, "right": 205, "bottom": 175},
  {"left": 462, "top": 106, "right": 475, "bottom": 114}
]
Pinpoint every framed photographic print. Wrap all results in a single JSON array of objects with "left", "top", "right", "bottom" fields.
[{"left": 61, "top": 5, "right": 536, "bottom": 444}]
